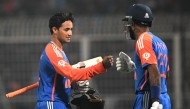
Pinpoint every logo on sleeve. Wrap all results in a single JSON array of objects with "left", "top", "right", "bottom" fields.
[
  {"left": 142, "top": 52, "right": 150, "bottom": 60},
  {"left": 58, "top": 60, "right": 66, "bottom": 67}
]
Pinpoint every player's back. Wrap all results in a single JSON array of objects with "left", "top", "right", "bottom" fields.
[{"left": 134, "top": 32, "right": 169, "bottom": 94}]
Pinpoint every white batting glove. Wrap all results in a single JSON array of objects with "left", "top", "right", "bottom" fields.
[
  {"left": 77, "top": 80, "right": 90, "bottom": 93},
  {"left": 72, "top": 80, "right": 90, "bottom": 93},
  {"left": 116, "top": 51, "right": 136, "bottom": 73},
  {"left": 150, "top": 101, "right": 163, "bottom": 109},
  {"left": 77, "top": 80, "right": 89, "bottom": 87}
]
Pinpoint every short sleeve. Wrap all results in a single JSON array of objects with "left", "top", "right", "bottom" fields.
[{"left": 136, "top": 33, "right": 157, "bottom": 68}]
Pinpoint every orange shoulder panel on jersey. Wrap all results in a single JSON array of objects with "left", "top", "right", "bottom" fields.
[
  {"left": 45, "top": 43, "right": 106, "bottom": 82},
  {"left": 136, "top": 33, "right": 157, "bottom": 66}
]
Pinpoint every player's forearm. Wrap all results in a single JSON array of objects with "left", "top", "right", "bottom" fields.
[
  {"left": 148, "top": 64, "right": 161, "bottom": 103},
  {"left": 70, "top": 62, "right": 106, "bottom": 81},
  {"left": 57, "top": 62, "right": 106, "bottom": 82},
  {"left": 148, "top": 64, "right": 161, "bottom": 86},
  {"left": 150, "top": 77, "right": 160, "bottom": 103},
  {"left": 150, "top": 74, "right": 160, "bottom": 86}
]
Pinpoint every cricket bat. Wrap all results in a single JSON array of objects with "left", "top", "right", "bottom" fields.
[
  {"left": 72, "top": 56, "right": 103, "bottom": 68},
  {"left": 6, "top": 56, "right": 103, "bottom": 98}
]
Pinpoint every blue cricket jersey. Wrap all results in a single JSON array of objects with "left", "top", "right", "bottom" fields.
[
  {"left": 36, "top": 41, "right": 106, "bottom": 104},
  {"left": 134, "top": 32, "right": 169, "bottom": 94},
  {"left": 37, "top": 42, "right": 71, "bottom": 103}
]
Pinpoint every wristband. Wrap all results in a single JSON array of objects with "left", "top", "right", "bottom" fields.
[{"left": 150, "top": 86, "right": 161, "bottom": 99}]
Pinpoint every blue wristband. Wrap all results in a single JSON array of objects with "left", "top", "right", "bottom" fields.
[{"left": 150, "top": 86, "right": 161, "bottom": 99}]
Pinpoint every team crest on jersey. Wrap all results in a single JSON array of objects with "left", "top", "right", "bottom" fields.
[
  {"left": 58, "top": 60, "right": 66, "bottom": 67},
  {"left": 142, "top": 52, "right": 150, "bottom": 60}
]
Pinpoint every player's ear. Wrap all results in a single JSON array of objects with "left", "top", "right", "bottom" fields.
[{"left": 52, "top": 27, "right": 58, "bottom": 35}]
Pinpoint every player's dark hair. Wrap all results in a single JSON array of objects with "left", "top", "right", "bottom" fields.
[{"left": 49, "top": 12, "right": 74, "bottom": 34}]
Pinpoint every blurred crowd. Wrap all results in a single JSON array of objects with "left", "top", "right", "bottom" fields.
[{"left": 0, "top": 0, "right": 187, "bottom": 17}]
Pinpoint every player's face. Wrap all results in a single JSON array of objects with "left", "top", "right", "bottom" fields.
[
  {"left": 123, "top": 19, "right": 136, "bottom": 40},
  {"left": 57, "top": 20, "right": 73, "bottom": 44},
  {"left": 123, "top": 25, "right": 136, "bottom": 40},
  {"left": 129, "top": 26, "right": 136, "bottom": 40}
]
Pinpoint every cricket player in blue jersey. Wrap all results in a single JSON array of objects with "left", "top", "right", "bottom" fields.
[
  {"left": 116, "top": 4, "right": 171, "bottom": 109},
  {"left": 35, "top": 12, "right": 114, "bottom": 109}
]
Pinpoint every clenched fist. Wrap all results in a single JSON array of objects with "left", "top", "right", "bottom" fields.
[{"left": 102, "top": 55, "right": 114, "bottom": 69}]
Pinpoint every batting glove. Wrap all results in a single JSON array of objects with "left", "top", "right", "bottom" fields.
[
  {"left": 150, "top": 101, "right": 163, "bottom": 109},
  {"left": 72, "top": 80, "right": 90, "bottom": 93},
  {"left": 72, "top": 62, "right": 89, "bottom": 93},
  {"left": 116, "top": 51, "right": 136, "bottom": 73}
]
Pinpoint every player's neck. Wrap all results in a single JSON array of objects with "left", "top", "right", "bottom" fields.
[
  {"left": 136, "top": 28, "right": 150, "bottom": 40},
  {"left": 51, "top": 38, "right": 63, "bottom": 50}
]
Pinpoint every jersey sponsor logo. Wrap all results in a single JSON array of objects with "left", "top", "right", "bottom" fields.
[
  {"left": 137, "top": 34, "right": 144, "bottom": 50},
  {"left": 142, "top": 52, "right": 150, "bottom": 60},
  {"left": 58, "top": 60, "right": 66, "bottom": 67}
]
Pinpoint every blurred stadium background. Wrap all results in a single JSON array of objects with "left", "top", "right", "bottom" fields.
[{"left": 0, "top": 0, "right": 190, "bottom": 109}]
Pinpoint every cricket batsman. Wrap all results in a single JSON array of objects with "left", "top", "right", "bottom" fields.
[
  {"left": 116, "top": 4, "right": 171, "bottom": 109},
  {"left": 35, "top": 12, "right": 113, "bottom": 109}
]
